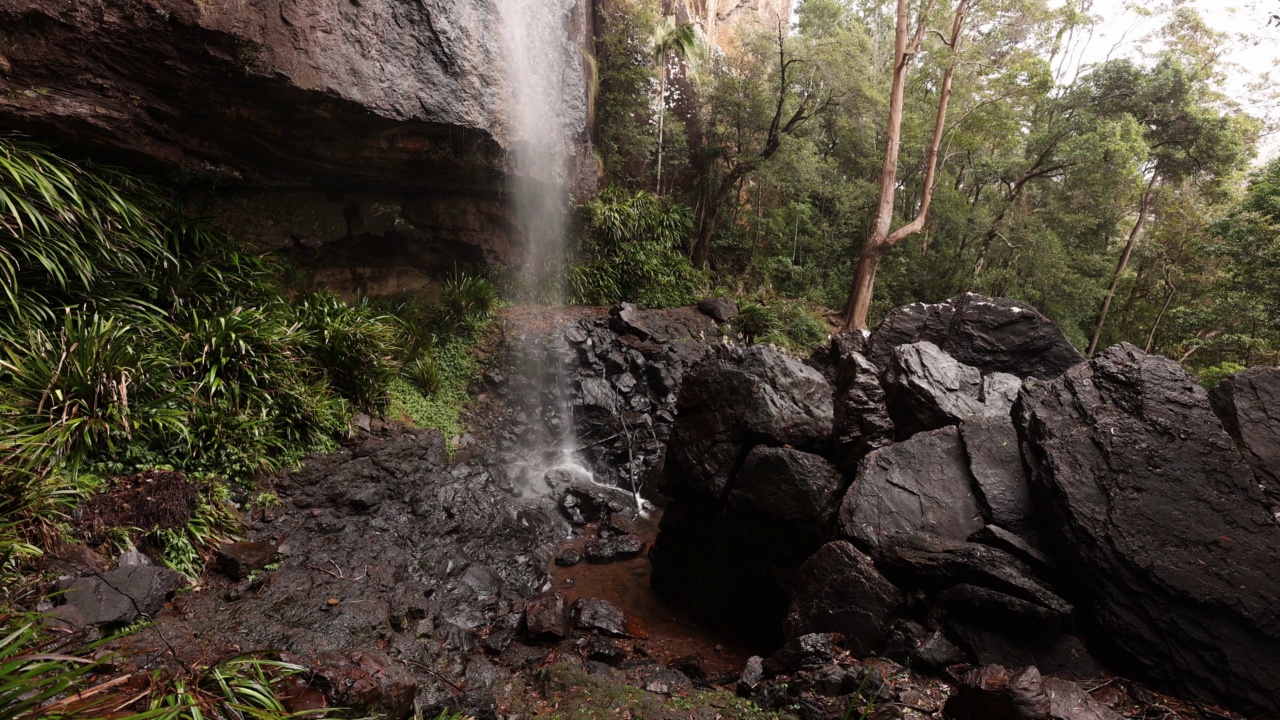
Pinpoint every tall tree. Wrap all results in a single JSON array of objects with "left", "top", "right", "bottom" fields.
[
  {"left": 839, "top": 0, "right": 971, "bottom": 331},
  {"left": 652, "top": 17, "right": 705, "bottom": 194}
]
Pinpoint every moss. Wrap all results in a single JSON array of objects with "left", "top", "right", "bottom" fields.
[
  {"left": 507, "top": 664, "right": 796, "bottom": 720},
  {"left": 388, "top": 328, "right": 488, "bottom": 447}
]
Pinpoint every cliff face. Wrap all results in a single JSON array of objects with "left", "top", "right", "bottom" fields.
[
  {"left": 667, "top": 0, "right": 792, "bottom": 48},
  {"left": 0, "top": 0, "right": 593, "bottom": 295}
]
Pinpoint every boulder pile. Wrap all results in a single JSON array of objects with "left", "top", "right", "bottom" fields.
[{"left": 651, "top": 294, "right": 1280, "bottom": 717}]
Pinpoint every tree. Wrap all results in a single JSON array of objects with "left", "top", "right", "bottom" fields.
[
  {"left": 652, "top": 17, "right": 705, "bottom": 194},
  {"left": 839, "top": 0, "right": 971, "bottom": 331},
  {"left": 689, "top": 19, "right": 841, "bottom": 269}
]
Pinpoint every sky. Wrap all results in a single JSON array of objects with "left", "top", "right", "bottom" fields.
[{"left": 1065, "top": 0, "right": 1280, "bottom": 162}]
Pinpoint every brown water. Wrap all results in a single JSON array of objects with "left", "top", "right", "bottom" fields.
[{"left": 548, "top": 511, "right": 751, "bottom": 677}]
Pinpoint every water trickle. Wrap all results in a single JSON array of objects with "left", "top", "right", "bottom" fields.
[{"left": 497, "top": 0, "right": 595, "bottom": 498}]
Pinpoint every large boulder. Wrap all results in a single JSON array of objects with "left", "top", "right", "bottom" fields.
[
  {"left": 830, "top": 347, "right": 895, "bottom": 468},
  {"left": 882, "top": 342, "right": 1020, "bottom": 437},
  {"left": 659, "top": 345, "right": 833, "bottom": 502},
  {"left": 836, "top": 427, "right": 985, "bottom": 549},
  {"left": 55, "top": 566, "right": 186, "bottom": 627},
  {"left": 959, "top": 415, "right": 1035, "bottom": 534},
  {"left": 783, "top": 541, "right": 902, "bottom": 656},
  {"left": 868, "top": 295, "right": 1083, "bottom": 380},
  {"left": 728, "top": 447, "right": 842, "bottom": 525},
  {"left": 1210, "top": 367, "right": 1280, "bottom": 509},
  {"left": 1015, "top": 343, "right": 1280, "bottom": 715}
]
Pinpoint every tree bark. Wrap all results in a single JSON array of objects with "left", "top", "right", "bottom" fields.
[
  {"left": 656, "top": 58, "right": 666, "bottom": 193},
  {"left": 1087, "top": 173, "right": 1159, "bottom": 356},
  {"left": 840, "top": 0, "right": 965, "bottom": 332}
]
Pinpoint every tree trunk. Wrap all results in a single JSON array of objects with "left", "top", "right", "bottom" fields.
[
  {"left": 841, "top": 0, "right": 964, "bottom": 332},
  {"left": 1087, "top": 174, "right": 1159, "bottom": 356},
  {"left": 655, "top": 60, "right": 666, "bottom": 194},
  {"left": 1144, "top": 280, "right": 1177, "bottom": 353}
]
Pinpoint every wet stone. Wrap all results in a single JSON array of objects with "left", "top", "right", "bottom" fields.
[
  {"left": 554, "top": 547, "right": 582, "bottom": 567},
  {"left": 586, "top": 637, "right": 627, "bottom": 664},
  {"left": 763, "top": 633, "right": 837, "bottom": 676},
  {"left": 585, "top": 538, "right": 617, "bottom": 563},
  {"left": 572, "top": 597, "right": 635, "bottom": 638},
  {"left": 525, "top": 592, "right": 566, "bottom": 638}
]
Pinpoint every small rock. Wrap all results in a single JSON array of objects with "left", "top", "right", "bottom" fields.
[
  {"left": 554, "top": 548, "right": 582, "bottom": 567},
  {"left": 586, "top": 637, "right": 627, "bottom": 664},
  {"left": 585, "top": 538, "right": 617, "bottom": 563},
  {"left": 697, "top": 297, "right": 739, "bottom": 323},
  {"left": 57, "top": 566, "right": 185, "bottom": 626},
  {"left": 525, "top": 592, "right": 566, "bottom": 638},
  {"left": 613, "top": 534, "right": 646, "bottom": 557},
  {"left": 572, "top": 597, "right": 637, "bottom": 638},
  {"left": 738, "top": 656, "right": 765, "bottom": 696},
  {"left": 117, "top": 551, "right": 153, "bottom": 568},
  {"left": 216, "top": 541, "right": 277, "bottom": 580},
  {"left": 763, "top": 633, "right": 836, "bottom": 676}
]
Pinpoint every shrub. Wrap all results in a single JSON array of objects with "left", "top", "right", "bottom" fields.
[
  {"left": 572, "top": 187, "right": 705, "bottom": 307},
  {"left": 434, "top": 268, "right": 499, "bottom": 335},
  {"left": 293, "top": 292, "right": 401, "bottom": 414},
  {"left": 732, "top": 299, "right": 829, "bottom": 353}
]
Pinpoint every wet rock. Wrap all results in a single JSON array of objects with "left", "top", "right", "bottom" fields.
[
  {"left": 304, "top": 650, "right": 417, "bottom": 720},
  {"left": 729, "top": 447, "right": 842, "bottom": 524},
  {"left": 613, "top": 534, "right": 646, "bottom": 557},
  {"left": 584, "top": 537, "right": 618, "bottom": 563},
  {"left": 559, "top": 487, "right": 609, "bottom": 525},
  {"left": 554, "top": 548, "right": 582, "bottom": 567},
  {"left": 867, "top": 295, "right": 1083, "bottom": 380},
  {"left": 1210, "top": 367, "right": 1280, "bottom": 507},
  {"left": 57, "top": 566, "right": 185, "bottom": 626},
  {"left": 960, "top": 416, "right": 1034, "bottom": 533},
  {"left": 216, "top": 541, "right": 277, "bottom": 580},
  {"left": 738, "top": 656, "right": 765, "bottom": 695},
  {"left": 873, "top": 533, "right": 1071, "bottom": 622},
  {"left": 784, "top": 542, "right": 902, "bottom": 656},
  {"left": 836, "top": 427, "right": 984, "bottom": 549},
  {"left": 586, "top": 637, "right": 627, "bottom": 664},
  {"left": 948, "top": 624, "right": 1100, "bottom": 680},
  {"left": 572, "top": 598, "right": 637, "bottom": 638},
  {"left": 968, "top": 525, "right": 1053, "bottom": 576},
  {"left": 883, "top": 620, "right": 966, "bottom": 669},
  {"left": 482, "top": 613, "right": 522, "bottom": 654},
  {"left": 525, "top": 592, "right": 567, "bottom": 639},
  {"left": 621, "top": 660, "right": 692, "bottom": 695},
  {"left": 697, "top": 297, "right": 740, "bottom": 323},
  {"left": 763, "top": 633, "right": 837, "bottom": 676},
  {"left": 944, "top": 664, "right": 1052, "bottom": 720},
  {"left": 1015, "top": 343, "right": 1280, "bottom": 714},
  {"left": 882, "top": 342, "right": 1018, "bottom": 437},
  {"left": 661, "top": 345, "right": 833, "bottom": 502},
  {"left": 831, "top": 348, "right": 895, "bottom": 468}
]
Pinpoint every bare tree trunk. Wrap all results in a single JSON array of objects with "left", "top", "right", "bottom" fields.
[
  {"left": 841, "top": 0, "right": 965, "bottom": 332},
  {"left": 1144, "top": 278, "right": 1177, "bottom": 353},
  {"left": 655, "top": 60, "right": 666, "bottom": 193},
  {"left": 1088, "top": 174, "right": 1159, "bottom": 356}
]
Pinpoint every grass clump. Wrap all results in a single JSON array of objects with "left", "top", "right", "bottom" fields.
[{"left": 734, "top": 298, "right": 830, "bottom": 353}]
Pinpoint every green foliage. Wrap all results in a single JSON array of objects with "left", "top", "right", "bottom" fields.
[
  {"left": 1198, "top": 362, "right": 1247, "bottom": 389},
  {"left": 595, "top": 0, "right": 660, "bottom": 187},
  {"left": 572, "top": 187, "right": 704, "bottom": 307},
  {"left": 389, "top": 332, "right": 485, "bottom": 446},
  {"left": 734, "top": 299, "right": 829, "bottom": 353},
  {"left": 294, "top": 292, "right": 401, "bottom": 414},
  {"left": 434, "top": 268, "right": 499, "bottom": 335},
  {"left": 0, "top": 617, "right": 99, "bottom": 719}
]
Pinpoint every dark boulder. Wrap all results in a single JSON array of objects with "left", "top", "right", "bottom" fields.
[
  {"left": 697, "top": 297, "right": 740, "bottom": 323},
  {"left": 831, "top": 349, "right": 895, "bottom": 467},
  {"left": 56, "top": 566, "right": 186, "bottom": 627},
  {"left": 968, "top": 525, "right": 1053, "bottom": 577},
  {"left": 867, "top": 295, "right": 1084, "bottom": 380},
  {"left": 959, "top": 416, "right": 1035, "bottom": 534},
  {"left": 836, "top": 427, "right": 985, "bottom": 549},
  {"left": 1210, "top": 367, "right": 1280, "bottom": 508},
  {"left": 807, "top": 332, "right": 870, "bottom": 384},
  {"left": 216, "top": 541, "right": 278, "bottom": 580},
  {"left": 882, "top": 620, "right": 966, "bottom": 668},
  {"left": 660, "top": 345, "right": 833, "bottom": 502},
  {"left": 729, "top": 447, "right": 843, "bottom": 524},
  {"left": 1015, "top": 343, "right": 1280, "bottom": 715},
  {"left": 783, "top": 542, "right": 902, "bottom": 656},
  {"left": 882, "top": 342, "right": 1020, "bottom": 437},
  {"left": 944, "top": 665, "right": 1051, "bottom": 720}
]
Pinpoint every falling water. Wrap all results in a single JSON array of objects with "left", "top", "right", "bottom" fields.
[{"left": 497, "top": 0, "right": 604, "bottom": 501}]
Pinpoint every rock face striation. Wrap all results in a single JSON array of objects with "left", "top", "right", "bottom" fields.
[
  {"left": 653, "top": 295, "right": 1280, "bottom": 716},
  {"left": 0, "top": 0, "right": 594, "bottom": 292},
  {"left": 1015, "top": 343, "right": 1280, "bottom": 715}
]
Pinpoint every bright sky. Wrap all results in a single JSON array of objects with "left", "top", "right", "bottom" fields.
[{"left": 1066, "top": 0, "right": 1280, "bottom": 162}]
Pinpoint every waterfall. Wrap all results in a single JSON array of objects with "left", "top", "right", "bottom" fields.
[{"left": 497, "top": 0, "right": 599, "bottom": 499}]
